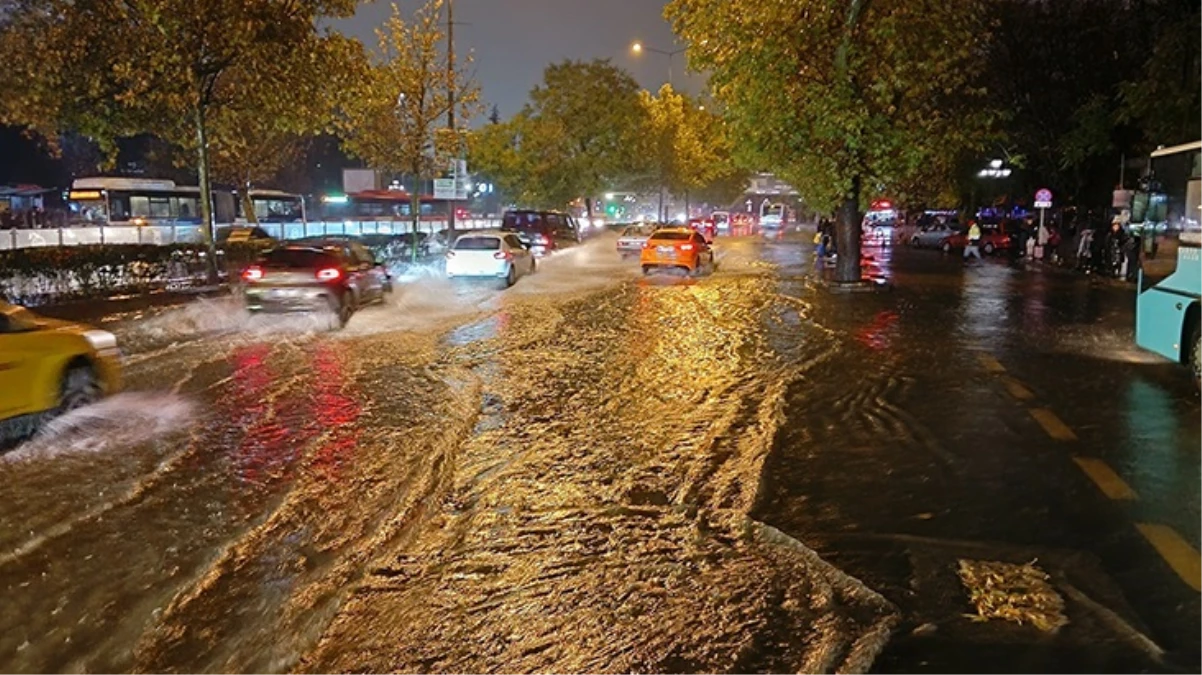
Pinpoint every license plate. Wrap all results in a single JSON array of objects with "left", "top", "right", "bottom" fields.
[
  {"left": 270, "top": 288, "right": 300, "bottom": 298},
  {"left": 656, "top": 246, "right": 674, "bottom": 254}
]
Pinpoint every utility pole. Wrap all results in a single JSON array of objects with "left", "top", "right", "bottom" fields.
[{"left": 446, "top": 0, "right": 457, "bottom": 238}]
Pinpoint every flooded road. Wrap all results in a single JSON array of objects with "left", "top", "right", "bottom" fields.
[
  {"left": 0, "top": 233, "right": 1197, "bottom": 672},
  {"left": 0, "top": 235, "right": 891, "bottom": 673}
]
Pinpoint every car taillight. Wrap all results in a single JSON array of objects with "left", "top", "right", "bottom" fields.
[
  {"left": 446, "top": 250, "right": 455, "bottom": 259},
  {"left": 536, "top": 234, "right": 550, "bottom": 245},
  {"left": 316, "top": 267, "right": 342, "bottom": 281},
  {"left": 679, "top": 243, "right": 694, "bottom": 251},
  {"left": 494, "top": 250, "right": 513, "bottom": 260},
  {"left": 242, "top": 266, "right": 263, "bottom": 281},
  {"left": 642, "top": 242, "right": 650, "bottom": 249}
]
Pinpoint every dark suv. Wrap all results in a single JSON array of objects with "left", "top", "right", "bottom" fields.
[
  {"left": 241, "top": 238, "right": 392, "bottom": 328},
  {"left": 501, "top": 210, "right": 581, "bottom": 257}
]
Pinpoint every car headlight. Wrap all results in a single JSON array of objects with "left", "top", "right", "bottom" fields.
[{"left": 84, "top": 329, "right": 120, "bottom": 356}]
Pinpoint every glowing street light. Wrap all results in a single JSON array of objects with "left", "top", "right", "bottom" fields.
[{"left": 629, "top": 40, "right": 686, "bottom": 87}]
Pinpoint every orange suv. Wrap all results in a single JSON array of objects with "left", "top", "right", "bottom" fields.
[{"left": 640, "top": 228, "right": 713, "bottom": 275}]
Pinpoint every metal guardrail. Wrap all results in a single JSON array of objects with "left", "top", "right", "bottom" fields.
[{"left": 0, "top": 218, "right": 503, "bottom": 250}]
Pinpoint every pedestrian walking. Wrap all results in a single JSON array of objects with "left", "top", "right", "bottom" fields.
[
  {"left": 1076, "top": 227, "right": 1095, "bottom": 272},
  {"left": 964, "top": 220, "right": 982, "bottom": 261},
  {"left": 1102, "top": 220, "right": 1126, "bottom": 278}
]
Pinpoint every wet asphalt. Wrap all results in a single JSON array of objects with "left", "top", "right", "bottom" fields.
[{"left": 0, "top": 231, "right": 1197, "bottom": 673}]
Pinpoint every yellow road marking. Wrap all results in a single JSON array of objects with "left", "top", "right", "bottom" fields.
[
  {"left": 977, "top": 354, "right": 1006, "bottom": 373},
  {"left": 1029, "top": 408, "right": 1078, "bottom": 441},
  {"left": 1072, "top": 457, "right": 1138, "bottom": 500},
  {"left": 1136, "top": 523, "right": 1202, "bottom": 592},
  {"left": 999, "top": 375, "right": 1035, "bottom": 401}
]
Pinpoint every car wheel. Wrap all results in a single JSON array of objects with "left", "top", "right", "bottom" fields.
[
  {"left": 942, "top": 241, "right": 952, "bottom": 253},
  {"left": 502, "top": 265, "right": 516, "bottom": 289},
  {"left": 910, "top": 237, "right": 920, "bottom": 247},
  {"left": 642, "top": 265, "right": 651, "bottom": 275},
  {"left": 983, "top": 242, "right": 995, "bottom": 255},
  {"left": 327, "top": 295, "right": 351, "bottom": 330},
  {"left": 1189, "top": 320, "right": 1201, "bottom": 389},
  {"left": 58, "top": 364, "right": 101, "bottom": 415}
]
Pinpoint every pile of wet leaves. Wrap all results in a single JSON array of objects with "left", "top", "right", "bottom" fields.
[{"left": 957, "top": 559, "right": 1068, "bottom": 633}]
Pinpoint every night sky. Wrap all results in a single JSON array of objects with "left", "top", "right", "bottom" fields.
[{"left": 334, "top": 0, "right": 704, "bottom": 121}]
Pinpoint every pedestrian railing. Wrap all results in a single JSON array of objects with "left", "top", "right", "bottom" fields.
[{"left": 0, "top": 218, "right": 503, "bottom": 250}]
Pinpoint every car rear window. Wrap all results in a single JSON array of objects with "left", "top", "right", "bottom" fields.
[
  {"left": 649, "top": 231, "right": 691, "bottom": 241},
  {"left": 455, "top": 236, "right": 502, "bottom": 251},
  {"left": 264, "top": 248, "right": 338, "bottom": 269},
  {"left": 503, "top": 212, "right": 545, "bottom": 230}
]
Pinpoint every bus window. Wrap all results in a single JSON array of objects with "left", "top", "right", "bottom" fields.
[
  {"left": 110, "top": 195, "right": 130, "bottom": 221},
  {"left": 175, "top": 196, "right": 200, "bottom": 220}
]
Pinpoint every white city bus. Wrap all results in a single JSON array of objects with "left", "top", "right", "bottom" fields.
[
  {"left": 234, "top": 189, "right": 306, "bottom": 225},
  {"left": 66, "top": 177, "right": 236, "bottom": 227}
]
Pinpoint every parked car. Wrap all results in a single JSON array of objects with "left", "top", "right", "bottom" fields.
[
  {"left": 501, "top": 209, "right": 581, "bottom": 256},
  {"left": 943, "top": 225, "right": 1013, "bottom": 255},
  {"left": 640, "top": 228, "right": 714, "bottom": 275},
  {"left": 445, "top": 231, "right": 536, "bottom": 288},
  {"left": 616, "top": 224, "right": 655, "bottom": 258},
  {"left": 0, "top": 301, "right": 121, "bottom": 444},
  {"left": 241, "top": 238, "right": 392, "bottom": 328},
  {"left": 909, "top": 223, "right": 959, "bottom": 249}
]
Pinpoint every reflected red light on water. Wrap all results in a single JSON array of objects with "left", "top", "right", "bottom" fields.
[
  {"left": 308, "top": 346, "right": 362, "bottom": 481},
  {"left": 855, "top": 310, "right": 900, "bottom": 351}
]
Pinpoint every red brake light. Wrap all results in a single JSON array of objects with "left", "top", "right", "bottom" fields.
[
  {"left": 242, "top": 266, "right": 263, "bottom": 281},
  {"left": 316, "top": 267, "right": 342, "bottom": 281},
  {"left": 536, "top": 234, "right": 550, "bottom": 245},
  {"left": 494, "top": 250, "right": 513, "bottom": 260}
]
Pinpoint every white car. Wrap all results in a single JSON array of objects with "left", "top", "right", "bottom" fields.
[
  {"left": 616, "top": 224, "right": 654, "bottom": 258},
  {"left": 445, "top": 231, "right": 536, "bottom": 287}
]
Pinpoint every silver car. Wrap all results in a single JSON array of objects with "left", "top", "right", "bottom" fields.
[
  {"left": 909, "top": 223, "right": 959, "bottom": 249},
  {"left": 616, "top": 225, "right": 654, "bottom": 258}
]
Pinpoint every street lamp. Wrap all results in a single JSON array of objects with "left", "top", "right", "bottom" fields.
[{"left": 630, "top": 41, "right": 686, "bottom": 87}]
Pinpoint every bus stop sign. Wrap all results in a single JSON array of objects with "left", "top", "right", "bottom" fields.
[{"left": 1034, "top": 188, "right": 1053, "bottom": 209}]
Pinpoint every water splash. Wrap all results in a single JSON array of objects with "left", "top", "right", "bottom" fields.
[{"left": 5, "top": 392, "right": 197, "bottom": 462}]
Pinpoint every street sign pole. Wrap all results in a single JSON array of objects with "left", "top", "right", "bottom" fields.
[{"left": 1034, "top": 188, "right": 1053, "bottom": 258}]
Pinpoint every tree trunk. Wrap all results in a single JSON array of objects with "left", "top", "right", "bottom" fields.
[
  {"left": 685, "top": 190, "right": 690, "bottom": 220},
  {"left": 241, "top": 183, "right": 259, "bottom": 225},
  {"left": 194, "top": 104, "right": 219, "bottom": 284},
  {"left": 585, "top": 197, "right": 594, "bottom": 224},
  {"left": 658, "top": 187, "right": 665, "bottom": 223},
  {"left": 410, "top": 174, "right": 421, "bottom": 264},
  {"left": 834, "top": 175, "right": 862, "bottom": 283}
]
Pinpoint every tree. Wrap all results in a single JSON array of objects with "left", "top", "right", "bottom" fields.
[
  {"left": 637, "top": 85, "right": 746, "bottom": 219},
  {"left": 984, "top": 0, "right": 1142, "bottom": 207},
  {"left": 528, "top": 60, "right": 645, "bottom": 217},
  {"left": 1118, "top": 0, "right": 1201, "bottom": 150},
  {"left": 667, "top": 0, "right": 994, "bottom": 282},
  {"left": 469, "top": 60, "right": 645, "bottom": 213},
  {"left": 0, "top": 0, "right": 358, "bottom": 281},
  {"left": 336, "top": 0, "right": 478, "bottom": 259}
]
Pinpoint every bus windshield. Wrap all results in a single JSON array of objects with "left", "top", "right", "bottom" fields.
[{"left": 1133, "top": 142, "right": 1202, "bottom": 281}]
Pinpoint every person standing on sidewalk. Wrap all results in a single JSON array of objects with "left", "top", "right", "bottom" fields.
[{"left": 964, "top": 220, "right": 982, "bottom": 261}]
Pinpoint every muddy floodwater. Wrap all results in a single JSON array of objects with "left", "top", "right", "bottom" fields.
[
  {"left": 0, "top": 235, "right": 894, "bottom": 673},
  {"left": 2, "top": 233, "right": 1198, "bottom": 673}
]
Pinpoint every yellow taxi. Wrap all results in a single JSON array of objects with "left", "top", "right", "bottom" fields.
[
  {"left": 639, "top": 227, "right": 714, "bottom": 275},
  {"left": 0, "top": 301, "right": 122, "bottom": 442}
]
